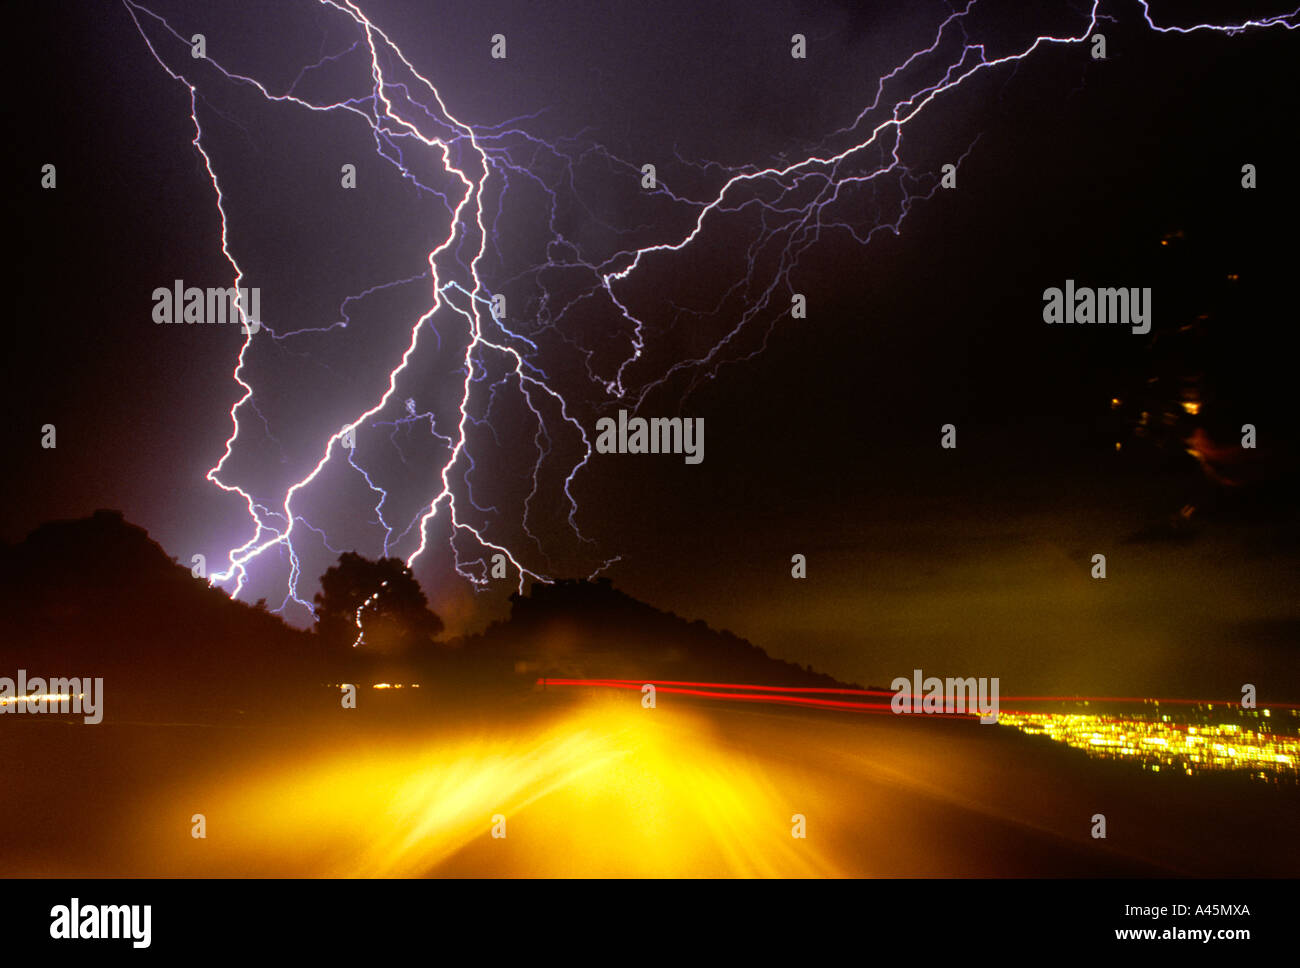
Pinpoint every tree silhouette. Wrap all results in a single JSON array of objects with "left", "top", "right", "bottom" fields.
[{"left": 314, "top": 552, "right": 444, "bottom": 654}]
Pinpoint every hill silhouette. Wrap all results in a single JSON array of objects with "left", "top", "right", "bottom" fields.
[
  {"left": 438, "top": 578, "right": 858, "bottom": 692},
  {"left": 0, "top": 510, "right": 327, "bottom": 720},
  {"left": 1, "top": 511, "right": 857, "bottom": 720}
]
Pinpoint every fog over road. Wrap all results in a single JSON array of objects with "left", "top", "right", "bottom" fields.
[{"left": 6, "top": 690, "right": 1296, "bottom": 876}]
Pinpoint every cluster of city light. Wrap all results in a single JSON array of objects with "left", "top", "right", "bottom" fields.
[{"left": 997, "top": 709, "right": 1299, "bottom": 780}]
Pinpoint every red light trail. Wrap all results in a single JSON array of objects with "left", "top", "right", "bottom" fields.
[{"left": 537, "top": 677, "right": 1300, "bottom": 716}]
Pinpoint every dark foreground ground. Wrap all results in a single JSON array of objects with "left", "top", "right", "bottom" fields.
[{"left": 4, "top": 689, "right": 1297, "bottom": 876}]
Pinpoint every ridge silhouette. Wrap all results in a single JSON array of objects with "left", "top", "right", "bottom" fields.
[{"left": 0, "top": 511, "right": 859, "bottom": 721}]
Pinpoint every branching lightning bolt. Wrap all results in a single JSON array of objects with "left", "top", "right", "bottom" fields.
[{"left": 122, "top": 0, "right": 1297, "bottom": 622}]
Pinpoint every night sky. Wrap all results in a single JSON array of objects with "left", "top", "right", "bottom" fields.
[{"left": 8, "top": 0, "right": 1298, "bottom": 698}]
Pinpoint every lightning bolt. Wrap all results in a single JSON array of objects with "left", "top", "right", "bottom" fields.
[{"left": 122, "top": 0, "right": 1297, "bottom": 622}]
